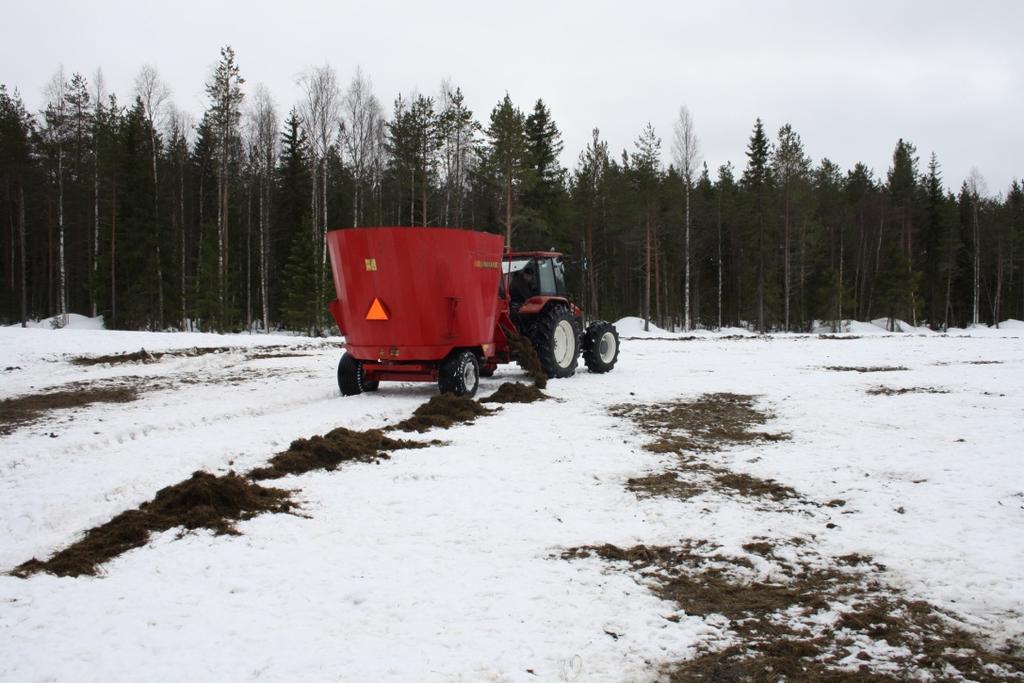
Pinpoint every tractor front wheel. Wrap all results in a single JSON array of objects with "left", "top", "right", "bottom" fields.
[
  {"left": 582, "top": 321, "right": 620, "bottom": 373},
  {"left": 338, "top": 353, "right": 378, "bottom": 396},
  {"left": 529, "top": 305, "right": 579, "bottom": 378},
  {"left": 438, "top": 350, "right": 480, "bottom": 398}
]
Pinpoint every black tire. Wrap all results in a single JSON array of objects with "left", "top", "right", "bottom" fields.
[
  {"left": 583, "top": 321, "right": 620, "bottom": 373},
  {"left": 338, "top": 353, "right": 378, "bottom": 396},
  {"left": 529, "top": 305, "right": 579, "bottom": 378},
  {"left": 438, "top": 350, "right": 480, "bottom": 398}
]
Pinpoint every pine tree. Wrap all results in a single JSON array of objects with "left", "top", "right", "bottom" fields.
[
  {"left": 772, "top": 124, "right": 811, "bottom": 330},
  {"left": 408, "top": 94, "right": 439, "bottom": 227},
  {"left": 484, "top": 94, "right": 526, "bottom": 246},
  {"left": 715, "top": 162, "right": 738, "bottom": 328},
  {"left": 280, "top": 224, "right": 319, "bottom": 334},
  {"left": 742, "top": 118, "right": 773, "bottom": 332},
  {"left": 571, "top": 128, "right": 609, "bottom": 317},
  {"left": 520, "top": 99, "right": 567, "bottom": 249},
  {"left": 813, "top": 158, "right": 846, "bottom": 330},
  {"left": 0, "top": 86, "right": 35, "bottom": 324},
  {"left": 204, "top": 46, "right": 245, "bottom": 330},
  {"left": 886, "top": 139, "right": 921, "bottom": 324},
  {"left": 631, "top": 123, "right": 662, "bottom": 332},
  {"left": 1008, "top": 180, "right": 1024, "bottom": 321}
]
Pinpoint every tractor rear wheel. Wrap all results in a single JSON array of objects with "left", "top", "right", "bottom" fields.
[
  {"left": 438, "top": 350, "right": 480, "bottom": 398},
  {"left": 529, "top": 305, "right": 579, "bottom": 378},
  {"left": 338, "top": 353, "right": 378, "bottom": 396},
  {"left": 582, "top": 321, "right": 620, "bottom": 373}
]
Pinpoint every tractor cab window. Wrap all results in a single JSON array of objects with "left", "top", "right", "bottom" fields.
[
  {"left": 536, "top": 258, "right": 556, "bottom": 295},
  {"left": 552, "top": 257, "right": 568, "bottom": 297},
  {"left": 535, "top": 257, "right": 569, "bottom": 297},
  {"left": 505, "top": 258, "right": 538, "bottom": 302}
]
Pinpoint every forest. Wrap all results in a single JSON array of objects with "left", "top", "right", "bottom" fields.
[{"left": 1, "top": 46, "right": 1022, "bottom": 334}]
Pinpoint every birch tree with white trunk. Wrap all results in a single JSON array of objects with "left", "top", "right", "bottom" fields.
[
  {"left": 342, "top": 67, "right": 382, "bottom": 228},
  {"left": 247, "top": 84, "right": 278, "bottom": 332},
  {"left": 672, "top": 105, "right": 700, "bottom": 331},
  {"left": 967, "top": 168, "right": 986, "bottom": 327},
  {"left": 165, "top": 105, "right": 193, "bottom": 329},
  {"left": 298, "top": 64, "right": 340, "bottom": 334},
  {"left": 135, "top": 65, "right": 170, "bottom": 328},
  {"left": 91, "top": 69, "right": 106, "bottom": 319},
  {"left": 43, "top": 67, "right": 68, "bottom": 327}
]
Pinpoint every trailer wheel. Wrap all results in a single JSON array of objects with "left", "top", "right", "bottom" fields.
[
  {"left": 439, "top": 350, "right": 480, "bottom": 398},
  {"left": 338, "top": 353, "right": 377, "bottom": 396},
  {"left": 530, "top": 305, "right": 579, "bottom": 378},
  {"left": 582, "top": 321, "right": 620, "bottom": 373}
]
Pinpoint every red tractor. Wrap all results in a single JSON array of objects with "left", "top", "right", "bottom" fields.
[{"left": 326, "top": 227, "right": 619, "bottom": 397}]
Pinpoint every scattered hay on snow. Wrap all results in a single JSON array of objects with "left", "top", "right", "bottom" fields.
[
  {"left": 390, "top": 394, "right": 492, "bottom": 433},
  {"left": 13, "top": 472, "right": 295, "bottom": 578},
  {"left": 564, "top": 541, "right": 1024, "bottom": 681},
  {"left": 480, "top": 382, "right": 549, "bottom": 404},
  {"left": 505, "top": 328, "right": 548, "bottom": 389},
  {"left": 248, "top": 428, "right": 428, "bottom": 480},
  {"left": 824, "top": 365, "right": 909, "bottom": 373},
  {"left": 0, "top": 384, "right": 139, "bottom": 436}
]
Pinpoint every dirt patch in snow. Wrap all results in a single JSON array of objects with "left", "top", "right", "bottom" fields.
[
  {"left": 71, "top": 343, "right": 337, "bottom": 366},
  {"left": 564, "top": 541, "right": 1024, "bottom": 681},
  {"left": 390, "top": 394, "right": 492, "bottom": 433},
  {"left": 596, "top": 393, "right": 1022, "bottom": 678},
  {"left": 866, "top": 386, "right": 950, "bottom": 396},
  {"left": 72, "top": 346, "right": 238, "bottom": 366},
  {"left": 613, "top": 394, "right": 795, "bottom": 504},
  {"left": 13, "top": 472, "right": 294, "bottom": 578},
  {"left": 935, "top": 359, "right": 1004, "bottom": 366},
  {"left": 506, "top": 328, "right": 548, "bottom": 388},
  {"left": 0, "top": 384, "right": 139, "bottom": 435},
  {"left": 245, "top": 352, "right": 313, "bottom": 361},
  {"left": 249, "top": 428, "right": 428, "bottom": 480},
  {"left": 627, "top": 465, "right": 799, "bottom": 503},
  {"left": 611, "top": 393, "right": 789, "bottom": 454},
  {"left": 824, "top": 365, "right": 909, "bottom": 373},
  {"left": 481, "top": 382, "right": 549, "bottom": 404},
  {"left": 627, "top": 472, "right": 704, "bottom": 500},
  {"left": 713, "top": 470, "right": 798, "bottom": 502}
]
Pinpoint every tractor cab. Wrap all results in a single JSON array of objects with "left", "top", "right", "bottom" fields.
[{"left": 503, "top": 252, "right": 569, "bottom": 304}]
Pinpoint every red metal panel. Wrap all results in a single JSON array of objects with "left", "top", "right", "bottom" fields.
[{"left": 327, "top": 227, "right": 504, "bottom": 362}]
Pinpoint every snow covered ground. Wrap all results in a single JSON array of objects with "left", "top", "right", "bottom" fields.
[{"left": 1, "top": 318, "right": 1022, "bottom": 680}]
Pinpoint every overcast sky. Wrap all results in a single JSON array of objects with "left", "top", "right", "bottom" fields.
[{"left": 5, "top": 0, "right": 1022, "bottom": 195}]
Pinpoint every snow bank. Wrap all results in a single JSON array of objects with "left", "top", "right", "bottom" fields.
[
  {"left": 8, "top": 313, "right": 106, "bottom": 331},
  {"left": 614, "top": 316, "right": 755, "bottom": 338}
]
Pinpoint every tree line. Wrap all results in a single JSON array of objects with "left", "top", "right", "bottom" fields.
[{"left": 2, "top": 47, "right": 1022, "bottom": 334}]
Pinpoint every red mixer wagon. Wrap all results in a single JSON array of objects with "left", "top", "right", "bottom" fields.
[{"left": 326, "top": 227, "right": 619, "bottom": 398}]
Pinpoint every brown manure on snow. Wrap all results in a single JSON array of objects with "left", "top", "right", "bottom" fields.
[
  {"left": 0, "top": 385, "right": 139, "bottom": 435},
  {"left": 249, "top": 427, "right": 427, "bottom": 479},
  {"left": 505, "top": 328, "right": 548, "bottom": 389},
  {"left": 480, "top": 382, "right": 549, "bottom": 404},
  {"left": 13, "top": 472, "right": 294, "bottom": 578},
  {"left": 390, "top": 394, "right": 492, "bottom": 433}
]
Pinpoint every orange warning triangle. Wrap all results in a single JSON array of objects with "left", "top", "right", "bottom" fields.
[{"left": 366, "top": 298, "right": 389, "bottom": 321}]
